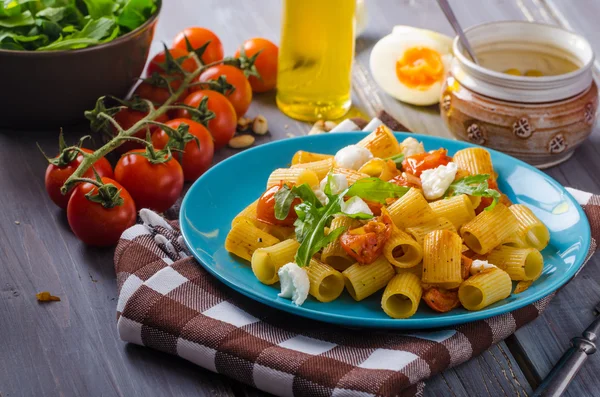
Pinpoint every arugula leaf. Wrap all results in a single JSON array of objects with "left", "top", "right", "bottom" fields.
[
  {"left": 81, "top": 0, "right": 114, "bottom": 19},
  {"left": 346, "top": 177, "right": 409, "bottom": 204},
  {"left": 0, "top": 9, "right": 34, "bottom": 27},
  {"left": 386, "top": 153, "right": 404, "bottom": 169},
  {"left": 117, "top": 0, "right": 156, "bottom": 31},
  {"left": 274, "top": 185, "right": 296, "bottom": 221},
  {"left": 445, "top": 174, "right": 501, "bottom": 211},
  {"left": 36, "top": 16, "right": 116, "bottom": 49}
]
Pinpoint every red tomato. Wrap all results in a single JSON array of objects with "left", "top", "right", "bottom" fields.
[
  {"left": 147, "top": 47, "right": 199, "bottom": 76},
  {"left": 402, "top": 149, "right": 452, "bottom": 177},
  {"left": 113, "top": 109, "right": 169, "bottom": 154},
  {"left": 195, "top": 65, "right": 252, "bottom": 118},
  {"left": 422, "top": 288, "right": 461, "bottom": 313},
  {"left": 340, "top": 215, "right": 392, "bottom": 264},
  {"left": 134, "top": 78, "right": 188, "bottom": 105},
  {"left": 114, "top": 149, "right": 184, "bottom": 213},
  {"left": 67, "top": 177, "right": 136, "bottom": 247},
  {"left": 172, "top": 27, "right": 224, "bottom": 65},
  {"left": 151, "top": 118, "right": 214, "bottom": 182},
  {"left": 45, "top": 148, "right": 113, "bottom": 209},
  {"left": 234, "top": 38, "right": 278, "bottom": 93},
  {"left": 256, "top": 183, "right": 301, "bottom": 226},
  {"left": 176, "top": 90, "right": 236, "bottom": 149}
]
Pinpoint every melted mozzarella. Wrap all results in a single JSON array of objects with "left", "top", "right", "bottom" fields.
[
  {"left": 401, "top": 137, "right": 425, "bottom": 157},
  {"left": 341, "top": 196, "right": 373, "bottom": 216},
  {"left": 334, "top": 145, "right": 373, "bottom": 170},
  {"left": 420, "top": 162, "right": 457, "bottom": 200},
  {"left": 278, "top": 263, "right": 310, "bottom": 306},
  {"left": 320, "top": 173, "right": 349, "bottom": 195},
  {"left": 470, "top": 259, "right": 497, "bottom": 276}
]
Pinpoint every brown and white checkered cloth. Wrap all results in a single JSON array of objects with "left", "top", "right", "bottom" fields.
[{"left": 114, "top": 189, "right": 599, "bottom": 397}]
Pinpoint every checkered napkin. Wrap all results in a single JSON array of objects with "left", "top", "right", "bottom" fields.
[{"left": 114, "top": 189, "right": 597, "bottom": 397}]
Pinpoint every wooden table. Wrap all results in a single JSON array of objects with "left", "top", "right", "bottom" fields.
[{"left": 2, "top": 0, "right": 600, "bottom": 396}]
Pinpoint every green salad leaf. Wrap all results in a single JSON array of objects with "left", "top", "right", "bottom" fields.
[
  {"left": 445, "top": 174, "right": 501, "bottom": 210},
  {"left": 274, "top": 176, "right": 409, "bottom": 267},
  {"left": 0, "top": 0, "right": 157, "bottom": 51},
  {"left": 386, "top": 153, "right": 405, "bottom": 169}
]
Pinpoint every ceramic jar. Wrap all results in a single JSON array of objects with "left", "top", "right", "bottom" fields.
[{"left": 441, "top": 21, "right": 598, "bottom": 168}]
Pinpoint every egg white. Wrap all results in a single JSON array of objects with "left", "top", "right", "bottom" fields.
[{"left": 370, "top": 31, "right": 453, "bottom": 106}]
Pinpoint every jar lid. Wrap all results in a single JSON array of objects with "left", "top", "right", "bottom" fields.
[{"left": 452, "top": 21, "right": 595, "bottom": 103}]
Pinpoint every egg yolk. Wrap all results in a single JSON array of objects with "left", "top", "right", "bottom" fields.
[{"left": 395, "top": 47, "right": 444, "bottom": 89}]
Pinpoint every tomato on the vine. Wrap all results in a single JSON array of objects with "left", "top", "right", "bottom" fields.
[
  {"left": 234, "top": 38, "right": 278, "bottom": 93},
  {"left": 195, "top": 65, "right": 252, "bottom": 118},
  {"left": 114, "top": 148, "right": 184, "bottom": 213},
  {"left": 44, "top": 142, "right": 113, "bottom": 209},
  {"left": 147, "top": 47, "right": 199, "bottom": 76},
  {"left": 67, "top": 177, "right": 136, "bottom": 247},
  {"left": 256, "top": 183, "right": 301, "bottom": 226},
  {"left": 133, "top": 77, "right": 188, "bottom": 105},
  {"left": 176, "top": 90, "right": 236, "bottom": 149},
  {"left": 172, "top": 27, "right": 224, "bottom": 65},
  {"left": 112, "top": 109, "right": 169, "bottom": 154},
  {"left": 151, "top": 118, "right": 214, "bottom": 182}
]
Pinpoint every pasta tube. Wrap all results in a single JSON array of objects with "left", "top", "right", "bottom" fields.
[
  {"left": 331, "top": 167, "right": 370, "bottom": 185},
  {"left": 458, "top": 268, "right": 512, "bottom": 311},
  {"left": 452, "top": 147, "right": 496, "bottom": 179},
  {"left": 358, "top": 158, "right": 400, "bottom": 181},
  {"left": 381, "top": 273, "right": 422, "bottom": 319},
  {"left": 387, "top": 188, "right": 437, "bottom": 228},
  {"left": 395, "top": 263, "right": 423, "bottom": 277},
  {"left": 267, "top": 168, "right": 319, "bottom": 189},
  {"left": 342, "top": 256, "right": 395, "bottom": 301},
  {"left": 487, "top": 246, "right": 544, "bottom": 281},
  {"left": 506, "top": 204, "right": 550, "bottom": 250},
  {"left": 356, "top": 125, "right": 401, "bottom": 158},
  {"left": 225, "top": 219, "right": 280, "bottom": 261},
  {"left": 291, "top": 158, "right": 335, "bottom": 180},
  {"left": 406, "top": 217, "right": 457, "bottom": 245},
  {"left": 251, "top": 239, "right": 300, "bottom": 284},
  {"left": 232, "top": 199, "right": 259, "bottom": 226},
  {"left": 306, "top": 258, "right": 345, "bottom": 302},
  {"left": 321, "top": 215, "right": 360, "bottom": 271},
  {"left": 422, "top": 230, "right": 463, "bottom": 288},
  {"left": 429, "top": 194, "right": 476, "bottom": 229},
  {"left": 291, "top": 151, "right": 333, "bottom": 165},
  {"left": 460, "top": 203, "right": 518, "bottom": 254},
  {"left": 383, "top": 226, "right": 423, "bottom": 268}
]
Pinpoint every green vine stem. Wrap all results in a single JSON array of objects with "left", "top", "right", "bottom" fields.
[{"left": 60, "top": 55, "right": 237, "bottom": 195}]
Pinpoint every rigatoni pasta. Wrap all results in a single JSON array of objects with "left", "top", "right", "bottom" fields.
[
  {"left": 381, "top": 273, "right": 422, "bottom": 319},
  {"left": 225, "top": 134, "right": 551, "bottom": 319},
  {"left": 460, "top": 203, "right": 518, "bottom": 254}
]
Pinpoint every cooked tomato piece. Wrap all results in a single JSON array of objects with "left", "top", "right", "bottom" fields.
[
  {"left": 340, "top": 215, "right": 392, "bottom": 264},
  {"left": 390, "top": 173, "right": 421, "bottom": 188},
  {"left": 474, "top": 177, "right": 503, "bottom": 214},
  {"left": 402, "top": 149, "right": 452, "bottom": 177},
  {"left": 461, "top": 254, "right": 473, "bottom": 280},
  {"left": 256, "top": 183, "right": 301, "bottom": 226},
  {"left": 422, "top": 287, "right": 461, "bottom": 313}
]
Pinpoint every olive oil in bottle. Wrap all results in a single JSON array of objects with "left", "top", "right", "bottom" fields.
[{"left": 276, "top": 0, "right": 356, "bottom": 121}]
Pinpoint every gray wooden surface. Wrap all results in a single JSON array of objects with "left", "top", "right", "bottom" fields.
[{"left": 1, "top": 0, "right": 599, "bottom": 396}]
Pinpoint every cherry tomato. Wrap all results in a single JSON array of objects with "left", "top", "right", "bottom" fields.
[
  {"left": 114, "top": 149, "right": 184, "bottom": 213},
  {"left": 256, "top": 183, "right": 301, "bottom": 226},
  {"left": 340, "top": 215, "right": 392, "bottom": 264},
  {"left": 195, "top": 65, "right": 252, "bottom": 118},
  {"left": 402, "top": 149, "right": 452, "bottom": 177},
  {"left": 113, "top": 109, "right": 169, "bottom": 154},
  {"left": 151, "top": 118, "right": 214, "bottom": 182},
  {"left": 234, "top": 38, "right": 278, "bottom": 93},
  {"left": 422, "top": 287, "right": 461, "bottom": 313},
  {"left": 67, "top": 177, "right": 136, "bottom": 247},
  {"left": 134, "top": 78, "right": 188, "bottom": 105},
  {"left": 147, "top": 47, "right": 199, "bottom": 76},
  {"left": 45, "top": 148, "right": 113, "bottom": 209},
  {"left": 176, "top": 90, "right": 236, "bottom": 149},
  {"left": 172, "top": 27, "right": 224, "bottom": 65},
  {"left": 390, "top": 173, "right": 421, "bottom": 189}
]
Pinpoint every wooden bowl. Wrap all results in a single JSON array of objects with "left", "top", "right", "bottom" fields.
[{"left": 0, "top": 4, "right": 161, "bottom": 129}]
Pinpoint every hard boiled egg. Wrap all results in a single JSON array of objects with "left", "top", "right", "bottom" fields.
[{"left": 370, "top": 27, "right": 453, "bottom": 106}]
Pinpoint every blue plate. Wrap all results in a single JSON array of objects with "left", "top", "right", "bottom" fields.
[{"left": 180, "top": 133, "right": 591, "bottom": 329}]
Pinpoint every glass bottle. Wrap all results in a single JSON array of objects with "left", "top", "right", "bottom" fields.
[{"left": 276, "top": 0, "right": 356, "bottom": 121}]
